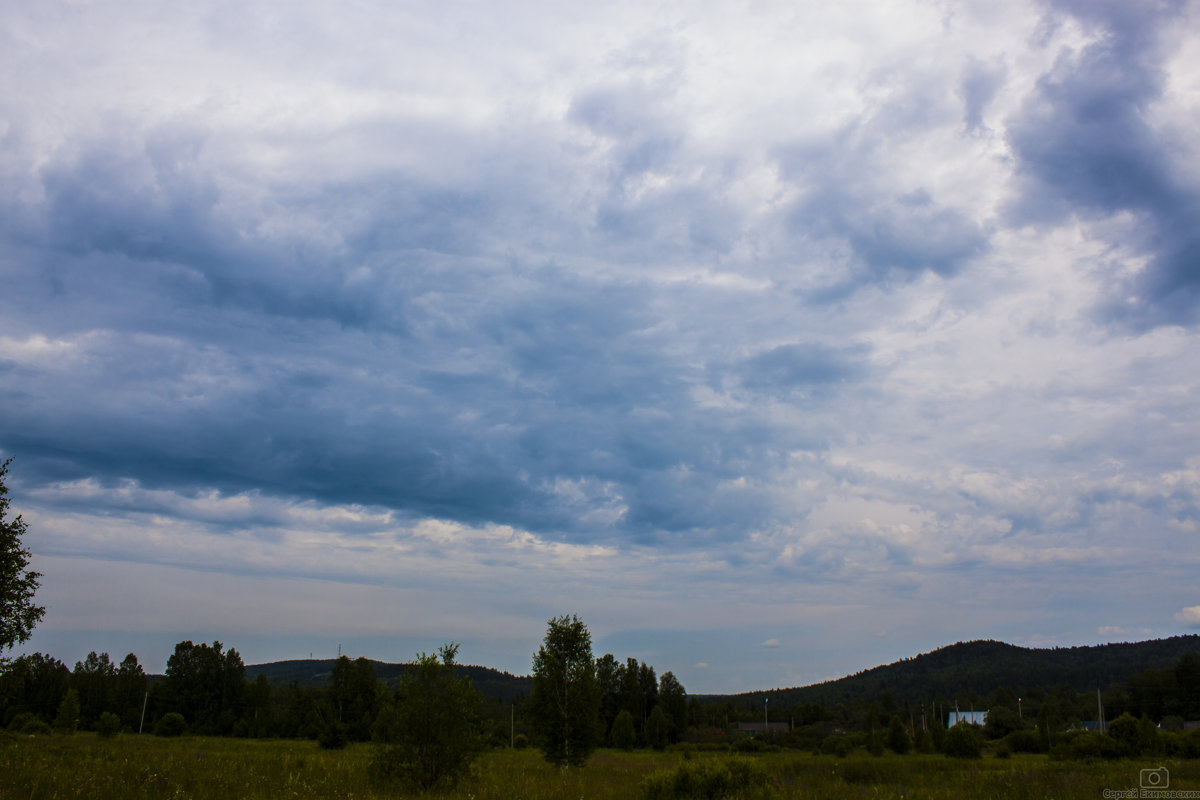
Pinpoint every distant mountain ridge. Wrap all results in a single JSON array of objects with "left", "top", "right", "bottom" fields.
[
  {"left": 704, "top": 635, "right": 1200, "bottom": 707},
  {"left": 244, "top": 658, "right": 532, "bottom": 702},
  {"left": 244, "top": 635, "right": 1200, "bottom": 707}
]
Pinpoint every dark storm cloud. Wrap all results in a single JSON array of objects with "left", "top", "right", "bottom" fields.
[
  {"left": 775, "top": 115, "right": 988, "bottom": 295},
  {"left": 737, "top": 342, "right": 869, "bottom": 398},
  {"left": 1007, "top": 0, "right": 1200, "bottom": 326},
  {"left": 569, "top": 84, "right": 682, "bottom": 176},
  {"left": 960, "top": 57, "right": 1005, "bottom": 133},
  {"left": 1, "top": 114, "right": 862, "bottom": 545},
  {"left": 28, "top": 126, "right": 507, "bottom": 336}
]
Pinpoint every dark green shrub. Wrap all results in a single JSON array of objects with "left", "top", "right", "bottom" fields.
[
  {"left": 96, "top": 711, "right": 121, "bottom": 738},
  {"left": 647, "top": 706, "right": 670, "bottom": 751},
  {"left": 820, "top": 734, "right": 851, "bottom": 757},
  {"left": 640, "top": 757, "right": 770, "bottom": 800},
  {"left": 1162, "top": 729, "right": 1200, "bottom": 758},
  {"left": 370, "top": 643, "right": 483, "bottom": 792},
  {"left": 983, "top": 706, "right": 1024, "bottom": 740},
  {"left": 611, "top": 710, "right": 636, "bottom": 750},
  {"left": 1162, "top": 731, "right": 1188, "bottom": 757},
  {"left": 887, "top": 716, "right": 911, "bottom": 754},
  {"left": 731, "top": 735, "right": 769, "bottom": 753},
  {"left": 316, "top": 719, "right": 347, "bottom": 750},
  {"left": 20, "top": 717, "right": 52, "bottom": 736},
  {"left": 513, "top": 733, "right": 529, "bottom": 749},
  {"left": 930, "top": 723, "right": 946, "bottom": 751},
  {"left": 1106, "top": 713, "right": 1140, "bottom": 756},
  {"left": 1005, "top": 728, "right": 1046, "bottom": 754},
  {"left": 942, "top": 724, "right": 983, "bottom": 758},
  {"left": 154, "top": 712, "right": 186, "bottom": 737},
  {"left": 1049, "top": 731, "right": 1124, "bottom": 761},
  {"left": 53, "top": 688, "right": 80, "bottom": 732},
  {"left": 7, "top": 712, "right": 37, "bottom": 732}
]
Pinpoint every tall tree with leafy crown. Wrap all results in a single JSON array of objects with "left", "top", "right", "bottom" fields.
[
  {"left": 1, "top": 459, "right": 44, "bottom": 665},
  {"left": 529, "top": 614, "right": 600, "bottom": 766},
  {"left": 372, "top": 642, "right": 483, "bottom": 792}
]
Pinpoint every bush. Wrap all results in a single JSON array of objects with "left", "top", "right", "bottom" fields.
[
  {"left": 983, "top": 706, "right": 1024, "bottom": 740},
  {"left": 1005, "top": 729, "right": 1046, "bottom": 754},
  {"left": 7, "top": 712, "right": 38, "bottom": 732},
  {"left": 611, "top": 710, "right": 636, "bottom": 750},
  {"left": 96, "top": 712, "right": 121, "bottom": 738},
  {"left": 513, "top": 733, "right": 529, "bottom": 749},
  {"left": 1049, "top": 731, "right": 1124, "bottom": 761},
  {"left": 942, "top": 723, "right": 983, "bottom": 759},
  {"left": 647, "top": 706, "right": 670, "bottom": 751},
  {"left": 1162, "top": 730, "right": 1200, "bottom": 759},
  {"left": 887, "top": 716, "right": 911, "bottom": 754},
  {"left": 371, "top": 643, "right": 483, "bottom": 792},
  {"left": 53, "top": 688, "right": 80, "bottom": 733},
  {"left": 820, "top": 734, "right": 851, "bottom": 757},
  {"left": 640, "top": 757, "right": 770, "bottom": 800},
  {"left": 154, "top": 712, "right": 186, "bottom": 737},
  {"left": 731, "top": 735, "right": 769, "bottom": 753},
  {"left": 316, "top": 719, "right": 347, "bottom": 750},
  {"left": 19, "top": 717, "right": 52, "bottom": 736},
  {"left": 1106, "top": 713, "right": 1141, "bottom": 756}
]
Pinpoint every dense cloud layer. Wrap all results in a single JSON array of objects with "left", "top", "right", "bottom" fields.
[{"left": 2, "top": 0, "right": 1199, "bottom": 689}]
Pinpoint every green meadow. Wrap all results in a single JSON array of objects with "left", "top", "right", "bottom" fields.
[{"left": 3, "top": 733, "right": 1198, "bottom": 800}]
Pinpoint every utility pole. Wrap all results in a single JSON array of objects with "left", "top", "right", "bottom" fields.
[{"left": 764, "top": 696, "right": 769, "bottom": 738}]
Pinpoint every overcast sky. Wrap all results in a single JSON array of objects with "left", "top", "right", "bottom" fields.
[{"left": 3, "top": 0, "right": 1199, "bottom": 693}]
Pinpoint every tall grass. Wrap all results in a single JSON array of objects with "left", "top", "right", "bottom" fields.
[{"left": 2, "top": 732, "right": 1197, "bottom": 799}]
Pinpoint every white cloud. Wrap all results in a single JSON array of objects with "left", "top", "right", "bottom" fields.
[{"left": 1175, "top": 607, "right": 1200, "bottom": 627}]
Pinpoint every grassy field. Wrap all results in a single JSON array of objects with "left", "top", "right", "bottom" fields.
[{"left": 2, "top": 733, "right": 1198, "bottom": 799}]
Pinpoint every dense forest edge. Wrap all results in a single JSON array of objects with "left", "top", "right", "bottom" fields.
[{"left": 4, "top": 634, "right": 1199, "bottom": 750}]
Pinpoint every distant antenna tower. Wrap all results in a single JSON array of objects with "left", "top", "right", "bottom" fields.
[{"left": 338, "top": 643, "right": 342, "bottom": 658}]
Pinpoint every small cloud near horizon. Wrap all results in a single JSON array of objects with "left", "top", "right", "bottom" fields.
[{"left": 1174, "top": 607, "right": 1200, "bottom": 627}]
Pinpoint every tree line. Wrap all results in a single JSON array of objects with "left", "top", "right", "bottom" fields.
[
  {"left": 0, "top": 616, "right": 687, "bottom": 754},
  {"left": 680, "top": 649, "right": 1200, "bottom": 762}
]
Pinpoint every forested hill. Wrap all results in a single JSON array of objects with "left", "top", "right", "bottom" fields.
[
  {"left": 246, "top": 636, "right": 1200, "bottom": 708},
  {"left": 244, "top": 659, "right": 532, "bottom": 702},
  {"left": 710, "top": 636, "right": 1200, "bottom": 707}
]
